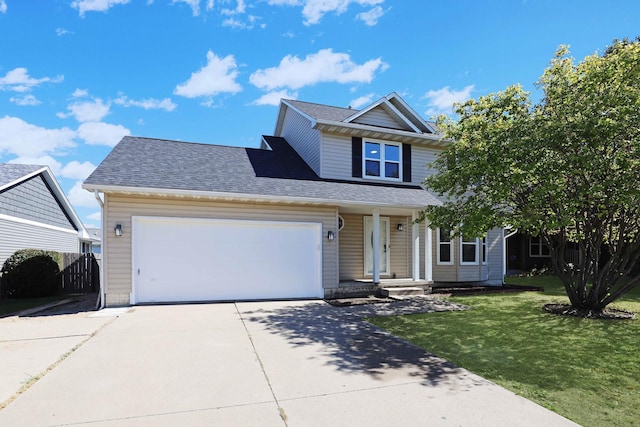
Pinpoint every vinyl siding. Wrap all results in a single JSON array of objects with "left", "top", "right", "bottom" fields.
[
  {"left": 338, "top": 214, "right": 411, "bottom": 280},
  {"left": 322, "top": 133, "right": 441, "bottom": 184},
  {"left": 351, "top": 108, "right": 413, "bottom": 131},
  {"left": 0, "top": 216, "right": 79, "bottom": 266},
  {"left": 280, "top": 106, "right": 321, "bottom": 175},
  {"left": 103, "top": 195, "right": 337, "bottom": 305},
  {"left": 0, "top": 175, "right": 75, "bottom": 230},
  {"left": 431, "top": 227, "right": 504, "bottom": 283}
]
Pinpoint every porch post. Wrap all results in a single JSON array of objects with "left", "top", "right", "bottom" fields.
[
  {"left": 412, "top": 211, "right": 420, "bottom": 281},
  {"left": 372, "top": 208, "right": 380, "bottom": 284},
  {"left": 425, "top": 222, "right": 433, "bottom": 282}
]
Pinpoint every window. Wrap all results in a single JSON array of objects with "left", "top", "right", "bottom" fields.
[
  {"left": 530, "top": 236, "right": 550, "bottom": 257},
  {"left": 460, "top": 235, "right": 479, "bottom": 265},
  {"left": 363, "top": 141, "right": 401, "bottom": 181},
  {"left": 482, "top": 236, "right": 488, "bottom": 265},
  {"left": 437, "top": 228, "right": 453, "bottom": 265}
]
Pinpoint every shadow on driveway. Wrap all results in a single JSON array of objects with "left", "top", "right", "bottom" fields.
[{"left": 240, "top": 297, "right": 478, "bottom": 388}]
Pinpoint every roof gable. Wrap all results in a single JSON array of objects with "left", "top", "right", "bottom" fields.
[{"left": 0, "top": 163, "right": 90, "bottom": 238}]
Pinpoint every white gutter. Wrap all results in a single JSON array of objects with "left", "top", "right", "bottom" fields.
[
  {"left": 94, "top": 190, "right": 105, "bottom": 310},
  {"left": 503, "top": 228, "right": 518, "bottom": 278},
  {"left": 82, "top": 183, "right": 437, "bottom": 210}
]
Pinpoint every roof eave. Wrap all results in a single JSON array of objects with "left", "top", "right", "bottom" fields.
[
  {"left": 313, "top": 119, "right": 448, "bottom": 146},
  {"left": 82, "top": 183, "right": 436, "bottom": 210}
]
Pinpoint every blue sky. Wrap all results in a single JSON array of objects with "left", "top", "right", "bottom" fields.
[{"left": 0, "top": 0, "right": 638, "bottom": 228}]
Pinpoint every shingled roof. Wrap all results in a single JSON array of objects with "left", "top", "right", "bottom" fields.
[
  {"left": 0, "top": 164, "right": 43, "bottom": 188},
  {"left": 84, "top": 136, "right": 441, "bottom": 209}
]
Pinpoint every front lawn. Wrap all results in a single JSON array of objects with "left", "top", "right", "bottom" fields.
[{"left": 368, "top": 276, "right": 640, "bottom": 427}]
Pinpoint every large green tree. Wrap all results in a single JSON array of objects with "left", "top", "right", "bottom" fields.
[{"left": 424, "top": 39, "right": 640, "bottom": 312}]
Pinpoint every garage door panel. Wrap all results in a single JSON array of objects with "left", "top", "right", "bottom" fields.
[{"left": 133, "top": 217, "right": 322, "bottom": 303}]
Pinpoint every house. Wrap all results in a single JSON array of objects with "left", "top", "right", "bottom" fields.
[
  {"left": 505, "top": 231, "right": 581, "bottom": 275},
  {"left": 0, "top": 164, "right": 93, "bottom": 267},
  {"left": 83, "top": 93, "right": 505, "bottom": 307}
]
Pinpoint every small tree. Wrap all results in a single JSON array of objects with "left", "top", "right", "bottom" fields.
[{"left": 424, "top": 39, "right": 640, "bottom": 313}]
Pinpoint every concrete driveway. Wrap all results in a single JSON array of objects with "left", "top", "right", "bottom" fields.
[{"left": 0, "top": 298, "right": 579, "bottom": 426}]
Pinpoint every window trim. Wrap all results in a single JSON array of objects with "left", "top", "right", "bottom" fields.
[
  {"left": 481, "top": 236, "right": 488, "bottom": 265},
  {"left": 362, "top": 139, "right": 403, "bottom": 182},
  {"left": 529, "top": 235, "right": 550, "bottom": 258},
  {"left": 460, "top": 235, "right": 479, "bottom": 266},
  {"left": 436, "top": 228, "right": 454, "bottom": 265}
]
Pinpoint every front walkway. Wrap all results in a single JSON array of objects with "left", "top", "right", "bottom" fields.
[{"left": 0, "top": 298, "right": 579, "bottom": 426}]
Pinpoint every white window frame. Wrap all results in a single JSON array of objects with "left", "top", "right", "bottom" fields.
[
  {"left": 482, "top": 236, "right": 488, "bottom": 265},
  {"left": 362, "top": 139, "right": 402, "bottom": 182},
  {"left": 436, "top": 228, "right": 454, "bottom": 265},
  {"left": 529, "top": 235, "right": 550, "bottom": 257},
  {"left": 460, "top": 235, "right": 479, "bottom": 266}
]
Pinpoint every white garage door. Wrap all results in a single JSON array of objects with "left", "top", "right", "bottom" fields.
[{"left": 132, "top": 216, "right": 323, "bottom": 303}]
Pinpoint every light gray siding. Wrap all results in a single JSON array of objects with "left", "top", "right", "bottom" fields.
[
  {"left": 103, "top": 194, "right": 338, "bottom": 307},
  {"left": 0, "top": 216, "right": 79, "bottom": 266},
  {"left": 487, "top": 228, "right": 504, "bottom": 283},
  {"left": 280, "top": 106, "right": 321, "bottom": 175},
  {"left": 351, "top": 108, "right": 413, "bottom": 131},
  {"left": 410, "top": 146, "right": 440, "bottom": 185},
  {"left": 0, "top": 175, "right": 75, "bottom": 230}
]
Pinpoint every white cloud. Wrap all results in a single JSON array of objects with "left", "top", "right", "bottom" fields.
[
  {"left": 60, "top": 160, "right": 97, "bottom": 180},
  {"left": 171, "top": 0, "right": 200, "bottom": 16},
  {"left": 56, "top": 28, "right": 73, "bottom": 36},
  {"left": 0, "top": 0, "right": 7, "bottom": 13},
  {"left": 114, "top": 94, "right": 177, "bottom": 111},
  {"left": 77, "top": 122, "right": 130, "bottom": 147},
  {"left": 71, "top": 0, "right": 130, "bottom": 16},
  {"left": 72, "top": 88, "right": 89, "bottom": 98},
  {"left": 356, "top": 5, "right": 386, "bottom": 26},
  {"left": 58, "top": 98, "right": 110, "bottom": 122},
  {"left": 174, "top": 51, "right": 242, "bottom": 98},
  {"left": 249, "top": 49, "right": 387, "bottom": 91},
  {"left": 68, "top": 181, "right": 100, "bottom": 208},
  {"left": 221, "top": 0, "right": 246, "bottom": 15},
  {"left": 268, "top": 0, "right": 384, "bottom": 25},
  {"left": 9, "top": 94, "right": 41, "bottom": 106},
  {"left": 87, "top": 211, "right": 102, "bottom": 221},
  {"left": 251, "top": 90, "right": 298, "bottom": 106},
  {"left": 222, "top": 15, "right": 262, "bottom": 29},
  {"left": 350, "top": 93, "right": 374, "bottom": 109},
  {"left": 0, "top": 68, "right": 63, "bottom": 92},
  {"left": 0, "top": 116, "right": 76, "bottom": 157},
  {"left": 422, "top": 85, "right": 475, "bottom": 116},
  {"left": 8, "top": 156, "right": 63, "bottom": 176}
]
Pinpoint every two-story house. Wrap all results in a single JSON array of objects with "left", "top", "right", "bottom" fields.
[{"left": 84, "top": 93, "right": 504, "bottom": 307}]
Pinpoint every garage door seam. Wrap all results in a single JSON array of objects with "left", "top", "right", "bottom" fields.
[{"left": 235, "top": 303, "right": 289, "bottom": 426}]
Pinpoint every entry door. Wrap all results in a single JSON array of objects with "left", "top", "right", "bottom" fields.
[{"left": 364, "top": 217, "right": 390, "bottom": 275}]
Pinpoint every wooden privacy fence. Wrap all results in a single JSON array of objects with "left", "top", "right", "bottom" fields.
[{"left": 60, "top": 252, "right": 100, "bottom": 294}]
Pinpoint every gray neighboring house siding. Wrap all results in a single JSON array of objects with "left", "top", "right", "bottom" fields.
[{"left": 0, "top": 164, "right": 85, "bottom": 267}]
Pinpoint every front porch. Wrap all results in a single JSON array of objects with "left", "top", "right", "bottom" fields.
[{"left": 326, "top": 278, "right": 433, "bottom": 299}]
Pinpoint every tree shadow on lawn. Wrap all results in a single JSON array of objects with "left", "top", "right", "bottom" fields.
[{"left": 240, "top": 297, "right": 485, "bottom": 388}]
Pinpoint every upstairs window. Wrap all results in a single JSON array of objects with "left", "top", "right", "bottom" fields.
[{"left": 363, "top": 141, "right": 402, "bottom": 181}]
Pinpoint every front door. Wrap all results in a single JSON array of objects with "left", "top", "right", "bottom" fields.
[{"left": 364, "top": 217, "right": 390, "bottom": 275}]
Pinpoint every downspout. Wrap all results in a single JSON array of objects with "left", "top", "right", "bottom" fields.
[
  {"left": 503, "top": 228, "right": 518, "bottom": 279},
  {"left": 94, "top": 190, "right": 105, "bottom": 310}
]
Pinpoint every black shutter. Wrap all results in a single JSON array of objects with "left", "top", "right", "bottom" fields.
[
  {"left": 402, "top": 143, "right": 412, "bottom": 182},
  {"left": 352, "top": 137, "right": 362, "bottom": 178}
]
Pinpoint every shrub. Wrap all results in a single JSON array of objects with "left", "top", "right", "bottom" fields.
[{"left": 1, "top": 249, "right": 61, "bottom": 298}]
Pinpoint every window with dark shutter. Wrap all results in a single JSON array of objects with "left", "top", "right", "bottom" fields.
[
  {"left": 402, "top": 143, "right": 412, "bottom": 182},
  {"left": 352, "top": 137, "right": 362, "bottom": 178}
]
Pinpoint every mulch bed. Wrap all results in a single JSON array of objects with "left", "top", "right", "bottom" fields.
[
  {"left": 325, "top": 295, "right": 399, "bottom": 306},
  {"left": 431, "top": 284, "right": 544, "bottom": 296},
  {"left": 543, "top": 303, "right": 636, "bottom": 320}
]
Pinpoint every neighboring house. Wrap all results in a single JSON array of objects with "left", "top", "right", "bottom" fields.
[
  {"left": 84, "top": 92, "right": 505, "bottom": 307},
  {"left": 506, "top": 231, "right": 581, "bottom": 275},
  {"left": 0, "top": 164, "right": 92, "bottom": 267},
  {"left": 86, "top": 227, "right": 102, "bottom": 254}
]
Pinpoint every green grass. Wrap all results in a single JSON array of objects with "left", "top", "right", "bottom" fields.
[
  {"left": 0, "top": 295, "right": 68, "bottom": 317},
  {"left": 368, "top": 276, "right": 640, "bottom": 427}
]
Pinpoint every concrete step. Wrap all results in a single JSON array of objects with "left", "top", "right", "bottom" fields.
[{"left": 378, "top": 287, "right": 425, "bottom": 297}]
